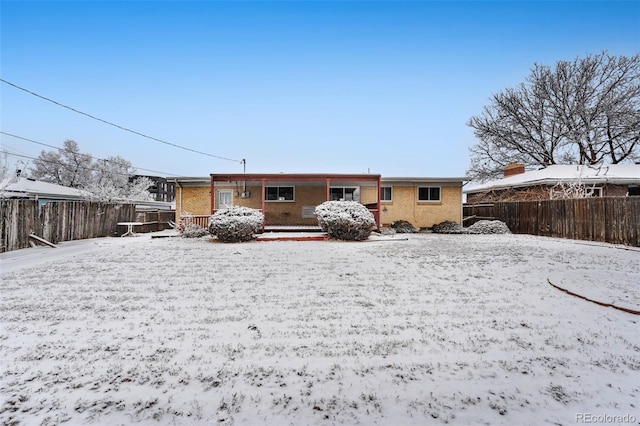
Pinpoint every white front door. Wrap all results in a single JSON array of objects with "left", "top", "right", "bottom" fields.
[{"left": 217, "top": 190, "right": 233, "bottom": 209}]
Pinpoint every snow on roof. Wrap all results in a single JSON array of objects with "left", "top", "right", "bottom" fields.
[
  {"left": 465, "top": 163, "right": 640, "bottom": 193},
  {"left": 0, "top": 176, "right": 88, "bottom": 199}
]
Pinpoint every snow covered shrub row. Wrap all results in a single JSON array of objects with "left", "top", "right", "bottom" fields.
[
  {"left": 315, "top": 201, "right": 376, "bottom": 241},
  {"left": 178, "top": 213, "right": 208, "bottom": 238},
  {"left": 431, "top": 220, "right": 469, "bottom": 234},
  {"left": 467, "top": 220, "right": 511, "bottom": 234},
  {"left": 181, "top": 224, "right": 208, "bottom": 238},
  {"left": 208, "top": 206, "right": 264, "bottom": 243},
  {"left": 390, "top": 220, "right": 416, "bottom": 233},
  {"left": 177, "top": 214, "right": 194, "bottom": 235}
]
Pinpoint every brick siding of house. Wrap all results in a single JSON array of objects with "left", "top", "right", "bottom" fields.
[
  {"left": 175, "top": 185, "right": 210, "bottom": 222},
  {"left": 605, "top": 185, "right": 629, "bottom": 197},
  {"left": 381, "top": 185, "right": 463, "bottom": 228},
  {"left": 175, "top": 180, "right": 464, "bottom": 229},
  {"left": 226, "top": 184, "right": 380, "bottom": 226}
]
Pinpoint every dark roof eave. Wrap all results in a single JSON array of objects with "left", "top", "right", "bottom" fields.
[
  {"left": 382, "top": 177, "right": 469, "bottom": 184},
  {"left": 210, "top": 173, "right": 381, "bottom": 182}
]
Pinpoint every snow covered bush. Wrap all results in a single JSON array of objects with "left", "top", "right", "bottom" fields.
[
  {"left": 208, "top": 207, "right": 264, "bottom": 243},
  {"left": 177, "top": 213, "right": 194, "bottom": 235},
  {"left": 431, "top": 220, "right": 469, "bottom": 234},
  {"left": 468, "top": 220, "right": 511, "bottom": 234},
  {"left": 315, "top": 201, "right": 376, "bottom": 241},
  {"left": 390, "top": 220, "right": 416, "bottom": 233},
  {"left": 181, "top": 224, "right": 208, "bottom": 238}
]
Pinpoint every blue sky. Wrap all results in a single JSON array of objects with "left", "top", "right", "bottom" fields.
[{"left": 1, "top": 1, "right": 639, "bottom": 179}]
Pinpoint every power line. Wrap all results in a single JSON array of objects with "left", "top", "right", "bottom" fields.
[
  {"left": 1, "top": 131, "right": 180, "bottom": 177},
  {"left": 1, "top": 78, "right": 243, "bottom": 163},
  {"left": 4, "top": 151, "right": 148, "bottom": 179},
  {"left": 1, "top": 142, "right": 32, "bottom": 157}
]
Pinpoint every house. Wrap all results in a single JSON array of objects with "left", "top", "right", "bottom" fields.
[
  {"left": 0, "top": 175, "right": 88, "bottom": 206},
  {"left": 465, "top": 162, "right": 640, "bottom": 203},
  {"left": 171, "top": 173, "right": 468, "bottom": 230},
  {"left": 1, "top": 174, "right": 174, "bottom": 210}
]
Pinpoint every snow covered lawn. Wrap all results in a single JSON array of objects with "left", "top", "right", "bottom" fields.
[{"left": 1, "top": 234, "right": 639, "bottom": 425}]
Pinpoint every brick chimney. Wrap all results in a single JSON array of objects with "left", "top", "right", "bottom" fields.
[{"left": 503, "top": 162, "right": 525, "bottom": 177}]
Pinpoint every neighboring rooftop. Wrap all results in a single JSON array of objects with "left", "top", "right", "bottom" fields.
[
  {"left": 465, "top": 163, "right": 640, "bottom": 194},
  {"left": 1, "top": 176, "right": 87, "bottom": 199}
]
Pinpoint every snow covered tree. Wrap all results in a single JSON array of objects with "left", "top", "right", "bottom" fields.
[
  {"left": 543, "top": 52, "right": 640, "bottom": 165},
  {"left": 0, "top": 150, "right": 9, "bottom": 182},
  {"left": 82, "top": 157, "right": 153, "bottom": 202},
  {"left": 548, "top": 168, "right": 601, "bottom": 199},
  {"left": 468, "top": 51, "right": 640, "bottom": 181},
  {"left": 28, "top": 140, "right": 154, "bottom": 201},
  {"left": 30, "top": 140, "right": 93, "bottom": 187}
]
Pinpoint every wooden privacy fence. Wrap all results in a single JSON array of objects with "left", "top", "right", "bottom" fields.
[
  {"left": 130, "top": 210, "right": 177, "bottom": 233},
  {"left": 1, "top": 200, "right": 137, "bottom": 252},
  {"left": 181, "top": 215, "right": 210, "bottom": 229},
  {"left": 464, "top": 197, "right": 640, "bottom": 247}
]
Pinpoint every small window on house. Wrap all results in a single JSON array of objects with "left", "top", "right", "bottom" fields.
[
  {"left": 381, "top": 186, "right": 392, "bottom": 201},
  {"left": 418, "top": 186, "right": 441, "bottom": 202},
  {"left": 585, "top": 187, "right": 602, "bottom": 197},
  {"left": 265, "top": 186, "right": 294, "bottom": 201},
  {"left": 330, "top": 187, "right": 360, "bottom": 202},
  {"left": 629, "top": 186, "right": 640, "bottom": 196}
]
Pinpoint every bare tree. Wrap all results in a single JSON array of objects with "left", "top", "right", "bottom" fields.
[
  {"left": 542, "top": 52, "right": 640, "bottom": 165},
  {"left": 468, "top": 51, "right": 640, "bottom": 181},
  {"left": 468, "top": 78, "right": 572, "bottom": 180}
]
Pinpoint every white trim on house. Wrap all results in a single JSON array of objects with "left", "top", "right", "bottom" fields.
[{"left": 382, "top": 177, "right": 468, "bottom": 186}]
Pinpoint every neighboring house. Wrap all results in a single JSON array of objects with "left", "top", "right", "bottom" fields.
[
  {"left": 465, "top": 162, "right": 640, "bottom": 203},
  {"left": 171, "top": 173, "right": 468, "bottom": 230},
  {"left": 0, "top": 174, "right": 173, "bottom": 211},
  {"left": 0, "top": 175, "right": 88, "bottom": 207}
]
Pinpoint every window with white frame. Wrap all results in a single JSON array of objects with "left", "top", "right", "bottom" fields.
[
  {"left": 381, "top": 186, "right": 392, "bottom": 201},
  {"left": 265, "top": 186, "right": 294, "bottom": 201},
  {"left": 330, "top": 187, "right": 360, "bottom": 202},
  {"left": 418, "top": 186, "right": 441, "bottom": 202},
  {"left": 585, "top": 187, "right": 602, "bottom": 197}
]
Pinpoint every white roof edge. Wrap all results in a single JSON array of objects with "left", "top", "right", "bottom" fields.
[
  {"left": 169, "top": 177, "right": 210, "bottom": 182},
  {"left": 466, "top": 177, "right": 640, "bottom": 193},
  {"left": 464, "top": 164, "right": 640, "bottom": 193}
]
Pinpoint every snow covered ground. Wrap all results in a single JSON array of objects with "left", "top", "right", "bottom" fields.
[{"left": 1, "top": 233, "right": 639, "bottom": 425}]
